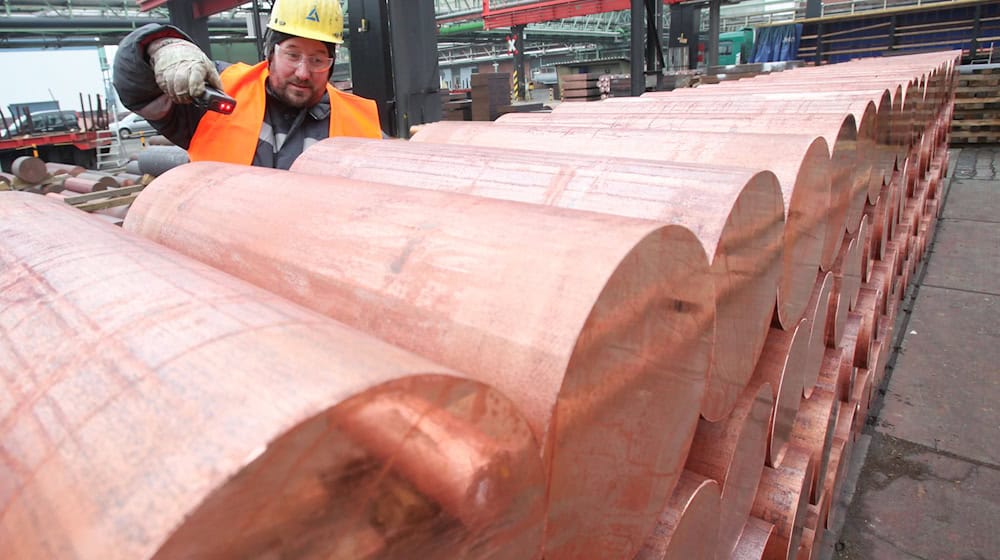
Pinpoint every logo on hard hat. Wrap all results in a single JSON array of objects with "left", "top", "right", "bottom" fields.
[{"left": 306, "top": 6, "right": 320, "bottom": 22}]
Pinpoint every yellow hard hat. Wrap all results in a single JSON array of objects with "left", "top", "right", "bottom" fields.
[{"left": 267, "top": 0, "right": 344, "bottom": 44}]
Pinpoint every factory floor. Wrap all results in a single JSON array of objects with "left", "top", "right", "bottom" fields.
[{"left": 821, "top": 146, "right": 1000, "bottom": 560}]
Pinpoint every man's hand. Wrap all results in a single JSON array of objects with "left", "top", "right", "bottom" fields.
[{"left": 148, "top": 38, "right": 224, "bottom": 105}]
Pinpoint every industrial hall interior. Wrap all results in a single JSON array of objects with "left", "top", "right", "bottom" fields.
[{"left": 0, "top": 0, "right": 997, "bottom": 559}]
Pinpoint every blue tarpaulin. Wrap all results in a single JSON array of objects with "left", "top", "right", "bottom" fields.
[{"left": 750, "top": 24, "right": 803, "bottom": 63}]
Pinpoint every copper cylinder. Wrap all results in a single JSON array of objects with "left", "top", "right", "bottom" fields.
[
  {"left": 821, "top": 438, "right": 847, "bottom": 530},
  {"left": 801, "top": 272, "right": 832, "bottom": 398},
  {"left": 63, "top": 175, "right": 115, "bottom": 194},
  {"left": 636, "top": 471, "right": 721, "bottom": 560},
  {"left": 499, "top": 110, "right": 857, "bottom": 271},
  {"left": 124, "top": 162, "right": 716, "bottom": 560},
  {"left": 856, "top": 213, "right": 872, "bottom": 287},
  {"left": 44, "top": 162, "right": 86, "bottom": 176},
  {"left": 411, "top": 122, "right": 829, "bottom": 331},
  {"left": 791, "top": 388, "right": 839, "bottom": 505},
  {"left": 733, "top": 517, "right": 777, "bottom": 560},
  {"left": 854, "top": 286, "right": 882, "bottom": 368},
  {"left": 686, "top": 383, "right": 773, "bottom": 560},
  {"left": 0, "top": 192, "right": 546, "bottom": 560},
  {"left": 797, "top": 528, "right": 817, "bottom": 560},
  {"left": 752, "top": 321, "right": 809, "bottom": 468},
  {"left": 842, "top": 311, "right": 871, "bottom": 376},
  {"left": 816, "top": 347, "right": 854, "bottom": 404},
  {"left": 292, "top": 137, "right": 783, "bottom": 423},
  {"left": 750, "top": 447, "right": 815, "bottom": 560},
  {"left": 11, "top": 155, "right": 47, "bottom": 183},
  {"left": 851, "top": 370, "right": 875, "bottom": 440},
  {"left": 868, "top": 263, "right": 893, "bottom": 315}
]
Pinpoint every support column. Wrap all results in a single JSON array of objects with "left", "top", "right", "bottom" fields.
[
  {"left": 630, "top": 0, "right": 644, "bottom": 96},
  {"left": 707, "top": 0, "right": 720, "bottom": 68},
  {"left": 168, "top": 0, "right": 210, "bottom": 56},
  {"left": 513, "top": 24, "right": 526, "bottom": 101}
]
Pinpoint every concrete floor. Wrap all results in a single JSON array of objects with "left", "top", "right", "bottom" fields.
[{"left": 821, "top": 146, "right": 1000, "bottom": 560}]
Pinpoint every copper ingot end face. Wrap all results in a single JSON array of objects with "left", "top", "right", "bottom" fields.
[
  {"left": 797, "top": 528, "right": 817, "bottom": 560},
  {"left": 412, "top": 122, "right": 824, "bottom": 331},
  {"left": 820, "top": 116, "right": 859, "bottom": 264},
  {"left": 734, "top": 517, "right": 776, "bottom": 560},
  {"left": 850, "top": 370, "right": 875, "bottom": 439},
  {"left": 752, "top": 322, "right": 809, "bottom": 467},
  {"left": 822, "top": 438, "right": 848, "bottom": 530},
  {"left": 802, "top": 272, "right": 833, "bottom": 398},
  {"left": 868, "top": 263, "right": 893, "bottom": 315},
  {"left": 157, "top": 380, "right": 547, "bottom": 560},
  {"left": 816, "top": 346, "right": 853, "bottom": 403},
  {"left": 751, "top": 447, "right": 814, "bottom": 560},
  {"left": 636, "top": 471, "right": 721, "bottom": 560},
  {"left": 856, "top": 214, "right": 872, "bottom": 291},
  {"left": 788, "top": 389, "right": 838, "bottom": 505},
  {"left": 296, "top": 137, "right": 783, "bottom": 423},
  {"left": 0, "top": 193, "right": 546, "bottom": 560},
  {"left": 687, "top": 383, "right": 773, "bottom": 560},
  {"left": 825, "top": 275, "right": 847, "bottom": 351},
  {"left": 835, "top": 401, "right": 859, "bottom": 445},
  {"left": 11, "top": 155, "right": 47, "bottom": 184},
  {"left": 854, "top": 287, "right": 882, "bottom": 368},
  {"left": 126, "top": 162, "right": 715, "bottom": 560}
]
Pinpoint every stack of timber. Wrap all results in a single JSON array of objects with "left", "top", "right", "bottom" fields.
[
  {"left": 470, "top": 72, "right": 511, "bottom": 121},
  {"left": 949, "top": 65, "right": 1000, "bottom": 144},
  {"left": 441, "top": 90, "right": 472, "bottom": 121},
  {"left": 1, "top": 49, "right": 959, "bottom": 560}
]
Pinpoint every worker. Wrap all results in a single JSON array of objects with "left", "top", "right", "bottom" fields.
[{"left": 113, "top": 0, "right": 381, "bottom": 169}]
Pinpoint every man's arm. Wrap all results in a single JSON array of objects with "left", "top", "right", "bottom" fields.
[{"left": 113, "top": 24, "right": 220, "bottom": 149}]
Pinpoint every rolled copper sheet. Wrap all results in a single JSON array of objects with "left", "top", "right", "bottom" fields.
[
  {"left": 801, "top": 272, "right": 832, "bottom": 398},
  {"left": 750, "top": 447, "right": 815, "bottom": 560},
  {"left": 0, "top": 193, "right": 546, "bottom": 560},
  {"left": 751, "top": 322, "right": 809, "bottom": 467},
  {"left": 292, "top": 137, "right": 783, "bottom": 422},
  {"left": 789, "top": 389, "right": 839, "bottom": 505},
  {"left": 499, "top": 110, "right": 856, "bottom": 271},
  {"left": 411, "top": 122, "right": 828, "bottom": 330},
  {"left": 125, "top": 162, "right": 715, "bottom": 560},
  {"left": 686, "top": 383, "right": 773, "bottom": 560},
  {"left": 11, "top": 155, "right": 47, "bottom": 183},
  {"left": 733, "top": 517, "right": 776, "bottom": 560},
  {"left": 635, "top": 471, "right": 721, "bottom": 560},
  {"left": 816, "top": 347, "right": 854, "bottom": 404}
]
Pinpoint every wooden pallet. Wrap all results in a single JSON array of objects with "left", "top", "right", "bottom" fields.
[{"left": 62, "top": 184, "right": 147, "bottom": 212}]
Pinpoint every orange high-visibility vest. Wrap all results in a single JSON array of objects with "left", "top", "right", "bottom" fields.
[{"left": 187, "top": 61, "right": 380, "bottom": 165}]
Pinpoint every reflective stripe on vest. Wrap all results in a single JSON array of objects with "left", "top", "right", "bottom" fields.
[{"left": 187, "top": 61, "right": 381, "bottom": 165}]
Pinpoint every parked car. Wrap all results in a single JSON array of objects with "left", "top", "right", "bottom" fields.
[
  {"left": 110, "top": 112, "right": 156, "bottom": 139},
  {"left": 0, "top": 109, "right": 80, "bottom": 139}
]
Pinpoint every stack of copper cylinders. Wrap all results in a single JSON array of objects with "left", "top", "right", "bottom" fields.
[{"left": 0, "top": 50, "right": 957, "bottom": 559}]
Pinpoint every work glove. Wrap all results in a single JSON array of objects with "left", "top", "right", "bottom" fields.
[{"left": 148, "top": 38, "right": 224, "bottom": 105}]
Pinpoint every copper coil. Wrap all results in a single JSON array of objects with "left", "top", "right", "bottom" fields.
[
  {"left": 411, "top": 122, "right": 827, "bottom": 330},
  {"left": 788, "top": 389, "right": 839, "bottom": 505},
  {"left": 635, "top": 471, "right": 721, "bottom": 560},
  {"left": 292, "top": 137, "right": 783, "bottom": 423},
  {"left": 686, "top": 383, "right": 773, "bottom": 560},
  {"left": 733, "top": 517, "right": 777, "bottom": 560},
  {"left": 751, "top": 322, "right": 809, "bottom": 467},
  {"left": 0, "top": 193, "right": 546, "bottom": 560},
  {"left": 501, "top": 109, "right": 857, "bottom": 272},
  {"left": 125, "top": 162, "right": 715, "bottom": 560},
  {"left": 816, "top": 346, "right": 854, "bottom": 404},
  {"left": 750, "top": 447, "right": 815, "bottom": 560}
]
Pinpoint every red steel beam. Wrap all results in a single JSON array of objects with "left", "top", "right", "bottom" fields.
[{"left": 482, "top": 0, "right": 685, "bottom": 30}]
